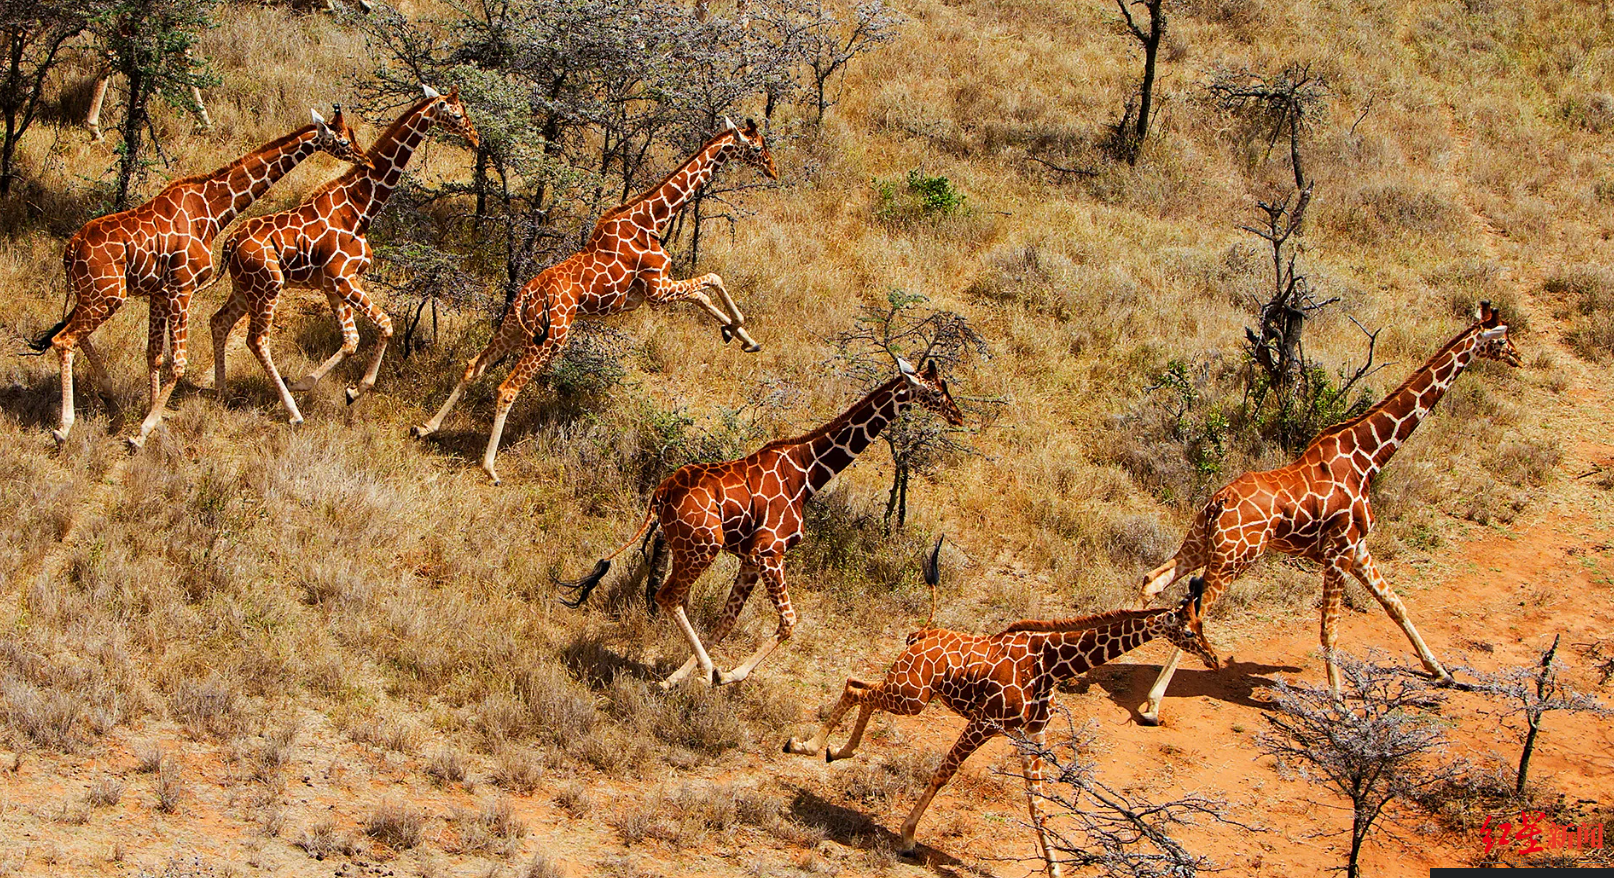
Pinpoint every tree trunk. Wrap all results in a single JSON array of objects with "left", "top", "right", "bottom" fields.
[
  {"left": 1132, "top": 3, "right": 1161, "bottom": 161},
  {"left": 115, "top": 69, "right": 147, "bottom": 210}
]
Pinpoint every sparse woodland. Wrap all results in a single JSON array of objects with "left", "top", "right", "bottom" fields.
[{"left": 1, "top": 0, "right": 1612, "bottom": 875}]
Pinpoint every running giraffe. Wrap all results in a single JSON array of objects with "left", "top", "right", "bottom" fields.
[
  {"left": 410, "top": 117, "right": 778, "bottom": 485},
  {"left": 1136, "top": 301, "right": 1521, "bottom": 724},
  {"left": 557, "top": 359, "right": 964, "bottom": 689},
  {"left": 786, "top": 566, "right": 1217, "bottom": 877},
  {"left": 209, "top": 86, "right": 479, "bottom": 423}
]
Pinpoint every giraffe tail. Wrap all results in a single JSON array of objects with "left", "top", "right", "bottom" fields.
[
  {"left": 907, "top": 534, "right": 945, "bottom": 643},
  {"left": 21, "top": 318, "right": 69, "bottom": 356},
  {"left": 554, "top": 492, "right": 664, "bottom": 609}
]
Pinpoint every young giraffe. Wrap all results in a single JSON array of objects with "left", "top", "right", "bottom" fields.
[
  {"left": 209, "top": 86, "right": 479, "bottom": 424},
  {"left": 27, "top": 109, "right": 370, "bottom": 447},
  {"left": 410, "top": 117, "right": 779, "bottom": 485},
  {"left": 557, "top": 359, "right": 965, "bottom": 689},
  {"left": 1136, "top": 301, "right": 1522, "bottom": 724},
  {"left": 785, "top": 568, "right": 1218, "bottom": 877}
]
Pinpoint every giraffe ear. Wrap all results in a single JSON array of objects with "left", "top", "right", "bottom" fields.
[
  {"left": 422, "top": 84, "right": 441, "bottom": 99},
  {"left": 1479, "top": 325, "right": 1507, "bottom": 341},
  {"left": 897, "top": 357, "right": 923, "bottom": 387},
  {"left": 310, "top": 108, "right": 330, "bottom": 132},
  {"left": 723, "top": 116, "right": 738, "bottom": 132}
]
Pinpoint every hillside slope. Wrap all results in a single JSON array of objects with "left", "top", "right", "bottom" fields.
[{"left": 1, "top": 0, "right": 1611, "bottom": 875}]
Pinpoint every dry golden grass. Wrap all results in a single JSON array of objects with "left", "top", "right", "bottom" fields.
[{"left": 1, "top": 0, "right": 1609, "bottom": 873}]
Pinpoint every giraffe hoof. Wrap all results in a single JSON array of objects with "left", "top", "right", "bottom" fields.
[
  {"left": 125, "top": 435, "right": 146, "bottom": 452},
  {"left": 409, "top": 425, "right": 431, "bottom": 439},
  {"left": 1137, "top": 710, "right": 1162, "bottom": 727},
  {"left": 288, "top": 416, "right": 304, "bottom": 428},
  {"left": 742, "top": 342, "right": 762, "bottom": 353},
  {"left": 345, "top": 386, "right": 360, "bottom": 405},
  {"left": 50, "top": 429, "right": 69, "bottom": 448},
  {"left": 720, "top": 326, "right": 734, "bottom": 343}
]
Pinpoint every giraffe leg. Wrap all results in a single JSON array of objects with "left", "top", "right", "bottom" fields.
[
  {"left": 715, "top": 554, "right": 793, "bottom": 685},
  {"left": 1321, "top": 563, "right": 1348, "bottom": 695},
  {"left": 412, "top": 322, "right": 519, "bottom": 438},
  {"left": 145, "top": 298, "right": 168, "bottom": 408},
  {"left": 645, "top": 273, "right": 761, "bottom": 352},
  {"left": 1140, "top": 566, "right": 1233, "bottom": 724},
  {"left": 654, "top": 547, "right": 720, "bottom": 689},
  {"left": 1349, "top": 548, "right": 1450, "bottom": 684},
  {"left": 129, "top": 289, "right": 192, "bottom": 449},
  {"left": 328, "top": 277, "right": 392, "bottom": 405},
  {"left": 899, "top": 719, "right": 997, "bottom": 855},
  {"left": 77, "top": 337, "right": 109, "bottom": 394},
  {"left": 824, "top": 698, "right": 877, "bottom": 762},
  {"left": 85, "top": 74, "right": 110, "bottom": 142},
  {"left": 290, "top": 294, "right": 356, "bottom": 392},
  {"left": 481, "top": 317, "right": 570, "bottom": 485},
  {"left": 209, "top": 291, "right": 248, "bottom": 396},
  {"left": 47, "top": 275, "right": 124, "bottom": 444},
  {"left": 784, "top": 678, "right": 872, "bottom": 757},
  {"left": 244, "top": 299, "right": 303, "bottom": 426},
  {"left": 661, "top": 561, "right": 759, "bottom": 689},
  {"left": 1020, "top": 729, "right": 1063, "bottom": 878}
]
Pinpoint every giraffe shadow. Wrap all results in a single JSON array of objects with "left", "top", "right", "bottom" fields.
[
  {"left": 1082, "top": 657, "right": 1304, "bottom": 721},
  {"left": 785, "top": 788, "right": 994, "bottom": 877},
  {"left": 0, "top": 371, "right": 129, "bottom": 433}
]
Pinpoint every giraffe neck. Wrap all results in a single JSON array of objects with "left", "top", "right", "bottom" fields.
[
  {"left": 340, "top": 97, "right": 437, "bottom": 231},
  {"left": 195, "top": 126, "right": 323, "bottom": 241},
  {"left": 627, "top": 133, "right": 740, "bottom": 232},
  {"left": 794, "top": 377, "right": 909, "bottom": 497},
  {"left": 1339, "top": 326, "right": 1486, "bottom": 480},
  {"left": 1017, "top": 609, "right": 1170, "bottom": 680}
]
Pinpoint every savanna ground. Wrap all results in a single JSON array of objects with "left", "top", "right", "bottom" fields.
[{"left": 2, "top": 0, "right": 1613, "bottom": 875}]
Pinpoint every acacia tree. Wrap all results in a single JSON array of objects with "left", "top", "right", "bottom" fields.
[
  {"left": 1113, "top": 0, "right": 1164, "bottom": 164},
  {"left": 828, "top": 289, "right": 994, "bottom": 531},
  {"left": 1007, "top": 711, "right": 1251, "bottom": 877},
  {"left": 0, "top": 0, "right": 89, "bottom": 195},
  {"left": 1465, "top": 635, "right": 1611, "bottom": 795},
  {"left": 1258, "top": 654, "right": 1464, "bottom": 878},
  {"left": 88, "top": 0, "right": 216, "bottom": 209}
]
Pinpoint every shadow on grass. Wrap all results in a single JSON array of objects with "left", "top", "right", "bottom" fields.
[{"left": 786, "top": 788, "right": 995, "bottom": 877}]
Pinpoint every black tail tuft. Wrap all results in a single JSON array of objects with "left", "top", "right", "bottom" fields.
[
  {"left": 924, "top": 534, "right": 943, "bottom": 586},
  {"left": 643, "top": 535, "right": 668, "bottom": 616},
  {"left": 1187, "top": 576, "right": 1206, "bottom": 612},
  {"left": 22, "top": 318, "right": 68, "bottom": 356},
  {"left": 555, "top": 559, "right": 611, "bottom": 608}
]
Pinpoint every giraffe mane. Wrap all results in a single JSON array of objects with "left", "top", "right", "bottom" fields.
[
  {"left": 754, "top": 375, "right": 904, "bottom": 453},
  {"left": 997, "top": 607, "right": 1157, "bottom": 635},
  {"left": 1306, "top": 317, "right": 1485, "bottom": 448},
  {"left": 596, "top": 128, "right": 739, "bottom": 225},
  {"left": 159, "top": 125, "right": 316, "bottom": 192}
]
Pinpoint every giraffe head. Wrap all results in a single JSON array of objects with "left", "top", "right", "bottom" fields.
[
  {"left": 1158, "top": 576, "right": 1219, "bottom": 669},
  {"left": 1472, "top": 300, "right": 1521, "bottom": 367},
  {"left": 897, "top": 358, "right": 965, "bottom": 426},
  {"left": 311, "top": 106, "right": 373, "bottom": 169},
  {"left": 422, "top": 84, "right": 481, "bottom": 149},
  {"left": 724, "top": 116, "right": 779, "bottom": 181}
]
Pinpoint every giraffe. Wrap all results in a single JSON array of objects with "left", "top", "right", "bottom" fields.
[
  {"left": 784, "top": 571, "right": 1218, "bottom": 877},
  {"left": 557, "top": 358, "right": 965, "bottom": 689},
  {"left": 1135, "top": 301, "right": 1522, "bottom": 725},
  {"left": 209, "top": 86, "right": 479, "bottom": 424},
  {"left": 26, "top": 109, "right": 371, "bottom": 448},
  {"left": 409, "top": 117, "right": 779, "bottom": 485}
]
